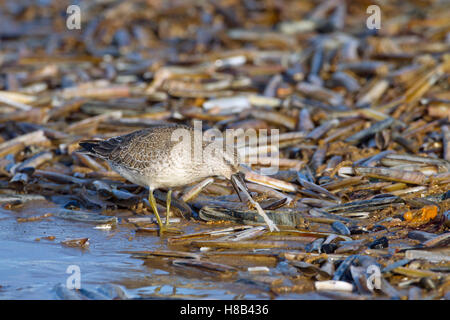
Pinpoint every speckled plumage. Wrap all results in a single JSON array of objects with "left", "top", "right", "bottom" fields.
[
  {"left": 79, "top": 125, "right": 240, "bottom": 190},
  {"left": 79, "top": 124, "right": 279, "bottom": 232}
]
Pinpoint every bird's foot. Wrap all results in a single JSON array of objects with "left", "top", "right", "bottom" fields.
[{"left": 157, "top": 223, "right": 183, "bottom": 235}]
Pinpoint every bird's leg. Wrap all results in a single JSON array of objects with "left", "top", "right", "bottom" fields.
[
  {"left": 148, "top": 188, "right": 164, "bottom": 232},
  {"left": 165, "top": 189, "right": 172, "bottom": 226}
]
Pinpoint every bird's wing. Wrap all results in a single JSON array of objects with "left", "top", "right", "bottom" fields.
[{"left": 79, "top": 129, "right": 158, "bottom": 168}]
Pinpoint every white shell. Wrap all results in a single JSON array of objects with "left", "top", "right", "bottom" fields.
[
  {"left": 315, "top": 280, "right": 354, "bottom": 292},
  {"left": 248, "top": 266, "right": 270, "bottom": 273}
]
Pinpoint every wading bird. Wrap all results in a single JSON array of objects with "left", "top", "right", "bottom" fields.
[{"left": 79, "top": 125, "right": 278, "bottom": 234}]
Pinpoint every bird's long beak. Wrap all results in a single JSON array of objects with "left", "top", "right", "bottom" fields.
[
  {"left": 230, "top": 172, "right": 249, "bottom": 202},
  {"left": 230, "top": 171, "right": 280, "bottom": 232}
]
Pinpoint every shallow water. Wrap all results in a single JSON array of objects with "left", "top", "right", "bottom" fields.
[{"left": 0, "top": 199, "right": 282, "bottom": 299}]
